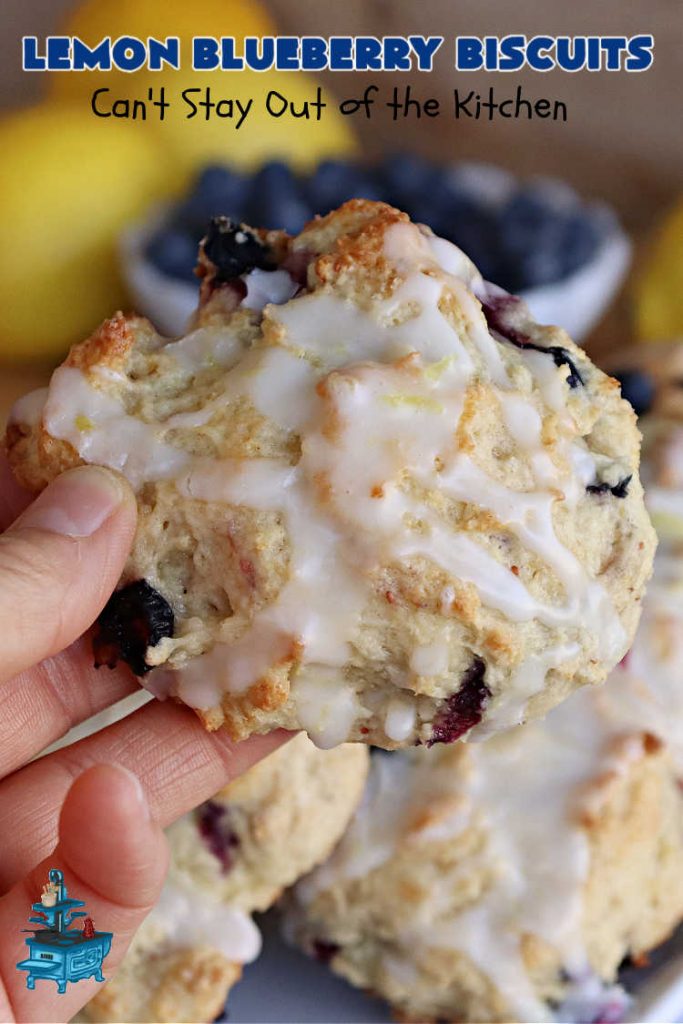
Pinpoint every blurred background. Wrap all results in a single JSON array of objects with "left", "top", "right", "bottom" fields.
[{"left": 0, "top": 0, "right": 681, "bottom": 416}]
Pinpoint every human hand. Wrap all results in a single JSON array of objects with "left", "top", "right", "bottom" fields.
[{"left": 0, "top": 456, "right": 287, "bottom": 1023}]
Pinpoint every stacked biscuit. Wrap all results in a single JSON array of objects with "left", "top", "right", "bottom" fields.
[{"left": 77, "top": 736, "right": 368, "bottom": 1023}]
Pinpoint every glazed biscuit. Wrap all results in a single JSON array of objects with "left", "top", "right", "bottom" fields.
[
  {"left": 284, "top": 676, "right": 683, "bottom": 1023},
  {"left": 7, "top": 201, "right": 655, "bottom": 747}
]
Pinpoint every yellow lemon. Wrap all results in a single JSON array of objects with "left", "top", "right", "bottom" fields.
[
  {"left": 0, "top": 103, "right": 174, "bottom": 364},
  {"left": 50, "top": 0, "right": 276, "bottom": 98},
  {"left": 634, "top": 197, "right": 683, "bottom": 342},
  {"left": 130, "top": 68, "right": 357, "bottom": 174}
]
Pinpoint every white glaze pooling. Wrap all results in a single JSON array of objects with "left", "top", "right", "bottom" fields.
[
  {"left": 151, "top": 879, "right": 262, "bottom": 964},
  {"left": 242, "top": 267, "right": 298, "bottom": 311},
  {"left": 9, "top": 387, "right": 48, "bottom": 427},
  {"left": 43, "top": 367, "right": 190, "bottom": 490},
  {"left": 384, "top": 697, "right": 417, "bottom": 742},
  {"left": 27, "top": 216, "right": 627, "bottom": 744},
  {"left": 163, "top": 324, "right": 244, "bottom": 373},
  {"left": 293, "top": 675, "right": 649, "bottom": 1020}
]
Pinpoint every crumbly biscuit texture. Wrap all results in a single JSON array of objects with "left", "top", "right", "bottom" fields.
[
  {"left": 7, "top": 200, "right": 655, "bottom": 747},
  {"left": 284, "top": 674, "right": 683, "bottom": 1023},
  {"left": 74, "top": 943, "right": 241, "bottom": 1024},
  {"left": 78, "top": 736, "right": 368, "bottom": 1023},
  {"left": 166, "top": 733, "right": 369, "bottom": 912}
]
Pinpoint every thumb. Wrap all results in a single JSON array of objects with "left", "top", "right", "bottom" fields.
[
  {"left": 0, "top": 764, "right": 168, "bottom": 1024},
  {"left": 0, "top": 466, "right": 137, "bottom": 685}
]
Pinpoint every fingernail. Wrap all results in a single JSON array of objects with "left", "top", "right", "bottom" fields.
[
  {"left": 20, "top": 466, "right": 127, "bottom": 538},
  {"left": 112, "top": 764, "right": 152, "bottom": 821}
]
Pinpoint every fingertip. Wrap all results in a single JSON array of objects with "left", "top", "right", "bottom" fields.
[
  {"left": 62, "top": 762, "right": 151, "bottom": 824},
  {"left": 0, "top": 468, "right": 137, "bottom": 681},
  {"left": 18, "top": 465, "right": 136, "bottom": 540},
  {"left": 59, "top": 764, "right": 168, "bottom": 908}
]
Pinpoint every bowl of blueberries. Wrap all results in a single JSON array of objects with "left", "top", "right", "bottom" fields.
[{"left": 120, "top": 155, "right": 631, "bottom": 340}]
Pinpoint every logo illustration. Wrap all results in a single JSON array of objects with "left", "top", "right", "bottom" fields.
[{"left": 16, "top": 868, "right": 113, "bottom": 994}]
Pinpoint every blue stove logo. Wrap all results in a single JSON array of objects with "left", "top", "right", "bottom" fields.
[{"left": 16, "top": 868, "right": 113, "bottom": 995}]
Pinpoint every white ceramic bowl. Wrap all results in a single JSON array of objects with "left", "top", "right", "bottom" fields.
[{"left": 119, "top": 164, "right": 631, "bottom": 343}]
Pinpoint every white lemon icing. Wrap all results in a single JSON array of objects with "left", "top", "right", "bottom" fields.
[
  {"left": 384, "top": 696, "right": 417, "bottom": 742},
  {"left": 43, "top": 367, "right": 190, "bottom": 490},
  {"left": 293, "top": 666, "right": 363, "bottom": 750},
  {"left": 150, "top": 880, "right": 261, "bottom": 964},
  {"left": 163, "top": 325, "right": 244, "bottom": 373},
  {"left": 9, "top": 386, "right": 48, "bottom": 427},
  {"left": 292, "top": 673, "right": 652, "bottom": 1020},
  {"left": 27, "top": 218, "right": 628, "bottom": 744},
  {"left": 241, "top": 267, "right": 298, "bottom": 312},
  {"left": 409, "top": 642, "right": 450, "bottom": 677}
]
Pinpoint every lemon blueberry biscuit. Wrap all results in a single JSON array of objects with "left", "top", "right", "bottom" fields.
[
  {"left": 78, "top": 734, "right": 368, "bottom": 1023},
  {"left": 7, "top": 200, "right": 655, "bottom": 747},
  {"left": 285, "top": 675, "right": 683, "bottom": 1023}
]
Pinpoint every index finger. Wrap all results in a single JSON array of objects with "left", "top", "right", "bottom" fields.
[{"left": 0, "top": 699, "right": 291, "bottom": 893}]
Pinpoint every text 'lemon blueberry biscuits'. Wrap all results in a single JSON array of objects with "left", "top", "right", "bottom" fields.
[{"left": 7, "top": 200, "right": 655, "bottom": 747}]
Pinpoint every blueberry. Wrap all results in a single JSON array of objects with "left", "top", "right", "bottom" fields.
[
  {"left": 512, "top": 245, "right": 566, "bottom": 291},
  {"left": 405, "top": 167, "right": 464, "bottom": 222},
  {"left": 312, "top": 940, "right": 340, "bottom": 964},
  {"left": 342, "top": 171, "right": 384, "bottom": 204},
  {"left": 255, "top": 191, "right": 313, "bottom": 234},
  {"left": 306, "top": 160, "right": 356, "bottom": 211},
  {"left": 612, "top": 368, "right": 655, "bottom": 417},
  {"left": 586, "top": 475, "right": 632, "bottom": 498},
  {"left": 145, "top": 227, "right": 198, "bottom": 282},
  {"left": 306, "top": 160, "right": 384, "bottom": 216},
  {"left": 247, "top": 161, "right": 312, "bottom": 232},
  {"left": 443, "top": 201, "right": 500, "bottom": 280},
  {"left": 559, "top": 211, "right": 601, "bottom": 277},
  {"left": 175, "top": 166, "right": 250, "bottom": 233},
  {"left": 427, "top": 657, "right": 489, "bottom": 746},
  {"left": 481, "top": 297, "right": 584, "bottom": 388},
  {"left": 404, "top": 194, "right": 450, "bottom": 236},
  {"left": 197, "top": 801, "right": 239, "bottom": 873},
  {"left": 499, "top": 190, "right": 559, "bottom": 245},
  {"left": 203, "top": 217, "right": 276, "bottom": 280},
  {"left": 93, "top": 580, "right": 174, "bottom": 677},
  {"left": 496, "top": 190, "right": 568, "bottom": 290},
  {"left": 495, "top": 190, "right": 603, "bottom": 291},
  {"left": 378, "top": 152, "right": 434, "bottom": 206},
  {"left": 195, "top": 164, "right": 248, "bottom": 205}
]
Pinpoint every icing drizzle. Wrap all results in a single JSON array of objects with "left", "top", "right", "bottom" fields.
[{"left": 29, "top": 219, "right": 629, "bottom": 745}]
